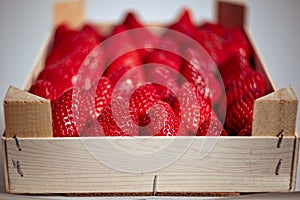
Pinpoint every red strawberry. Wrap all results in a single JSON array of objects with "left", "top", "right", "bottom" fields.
[
  {"left": 191, "top": 30, "right": 227, "bottom": 65},
  {"left": 129, "top": 84, "right": 162, "bottom": 126},
  {"left": 28, "top": 79, "right": 59, "bottom": 102},
  {"left": 52, "top": 24, "right": 70, "bottom": 49},
  {"left": 107, "top": 24, "right": 133, "bottom": 49},
  {"left": 46, "top": 25, "right": 100, "bottom": 67},
  {"left": 142, "top": 101, "right": 180, "bottom": 136},
  {"left": 224, "top": 28, "right": 251, "bottom": 59},
  {"left": 174, "top": 82, "right": 212, "bottom": 136},
  {"left": 36, "top": 51, "right": 84, "bottom": 96},
  {"left": 97, "top": 98, "right": 138, "bottom": 136},
  {"left": 219, "top": 55, "right": 253, "bottom": 90},
  {"left": 80, "top": 122, "right": 105, "bottom": 137},
  {"left": 52, "top": 88, "right": 87, "bottom": 137},
  {"left": 94, "top": 76, "right": 113, "bottom": 117},
  {"left": 224, "top": 91, "right": 256, "bottom": 135},
  {"left": 182, "top": 47, "right": 223, "bottom": 105},
  {"left": 199, "top": 22, "right": 227, "bottom": 37},
  {"left": 169, "top": 8, "right": 197, "bottom": 37},
  {"left": 237, "top": 125, "right": 252, "bottom": 136},
  {"left": 122, "top": 11, "right": 158, "bottom": 56},
  {"left": 122, "top": 12, "right": 144, "bottom": 29},
  {"left": 181, "top": 54, "right": 212, "bottom": 104},
  {"left": 81, "top": 24, "right": 104, "bottom": 43},
  {"left": 152, "top": 84, "right": 180, "bottom": 117},
  {"left": 164, "top": 8, "right": 197, "bottom": 48},
  {"left": 197, "top": 116, "right": 228, "bottom": 136},
  {"left": 225, "top": 71, "right": 266, "bottom": 108},
  {"left": 144, "top": 39, "right": 182, "bottom": 72},
  {"left": 104, "top": 50, "right": 144, "bottom": 87},
  {"left": 217, "top": 70, "right": 266, "bottom": 118},
  {"left": 80, "top": 76, "right": 114, "bottom": 126}
]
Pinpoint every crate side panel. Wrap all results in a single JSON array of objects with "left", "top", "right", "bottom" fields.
[
  {"left": 1, "top": 137, "right": 10, "bottom": 193},
  {"left": 290, "top": 133, "right": 299, "bottom": 191},
  {"left": 5, "top": 137, "right": 295, "bottom": 194},
  {"left": 155, "top": 137, "right": 294, "bottom": 193},
  {"left": 5, "top": 138, "right": 154, "bottom": 194}
]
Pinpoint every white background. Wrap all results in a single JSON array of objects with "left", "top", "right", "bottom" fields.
[{"left": 0, "top": 0, "right": 299, "bottom": 198}]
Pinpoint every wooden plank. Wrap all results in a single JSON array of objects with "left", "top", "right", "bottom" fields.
[
  {"left": 217, "top": 0, "right": 246, "bottom": 29},
  {"left": 252, "top": 86, "right": 298, "bottom": 137},
  {"left": 1, "top": 137, "right": 10, "bottom": 193},
  {"left": 53, "top": 0, "right": 85, "bottom": 29},
  {"left": 290, "top": 132, "right": 299, "bottom": 191},
  {"left": 5, "top": 136, "right": 294, "bottom": 194},
  {"left": 3, "top": 86, "right": 53, "bottom": 138}
]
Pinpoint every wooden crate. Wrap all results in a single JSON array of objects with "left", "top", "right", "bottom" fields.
[{"left": 2, "top": 0, "right": 299, "bottom": 195}]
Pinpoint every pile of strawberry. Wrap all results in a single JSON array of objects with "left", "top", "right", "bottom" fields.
[{"left": 29, "top": 9, "right": 267, "bottom": 137}]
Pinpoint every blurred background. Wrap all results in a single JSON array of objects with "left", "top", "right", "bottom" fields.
[{"left": 0, "top": 0, "right": 299, "bottom": 194}]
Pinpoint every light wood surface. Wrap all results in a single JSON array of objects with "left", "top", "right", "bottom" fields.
[
  {"left": 291, "top": 132, "right": 300, "bottom": 191},
  {"left": 252, "top": 86, "right": 298, "bottom": 137},
  {"left": 3, "top": 86, "right": 53, "bottom": 138},
  {"left": 53, "top": 0, "right": 85, "bottom": 29},
  {"left": 3, "top": 136, "right": 295, "bottom": 194}
]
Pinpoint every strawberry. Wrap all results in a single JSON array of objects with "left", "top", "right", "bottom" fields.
[
  {"left": 225, "top": 70, "right": 266, "bottom": 108},
  {"left": 81, "top": 24, "right": 104, "bottom": 43},
  {"left": 144, "top": 39, "right": 182, "bottom": 72},
  {"left": 174, "top": 82, "right": 212, "bottom": 136},
  {"left": 191, "top": 29, "right": 227, "bottom": 65},
  {"left": 129, "top": 84, "right": 162, "bottom": 126},
  {"left": 217, "top": 70, "right": 266, "bottom": 118},
  {"left": 181, "top": 54, "right": 212, "bottom": 103},
  {"left": 107, "top": 24, "right": 133, "bottom": 51},
  {"left": 36, "top": 51, "right": 84, "bottom": 96},
  {"left": 52, "top": 88, "right": 87, "bottom": 137},
  {"left": 122, "top": 11, "right": 158, "bottom": 56},
  {"left": 52, "top": 23, "right": 70, "bottom": 49},
  {"left": 46, "top": 25, "right": 100, "bottom": 67},
  {"left": 152, "top": 84, "right": 180, "bottom": 117},
  {"left": 224, "top": 28, "right": 251, "bottom": 59},
  {"left": 142, "top": 101, "right": 180, "bottom": 136},
  {"left": 28, "top": 79, "right": 59, "bottom": 102},
  {"left": 143, "top": 39, "right": 182, "bottom": 92},
  {"left": 122, "top": 11, "right": 144, "bottom": 29},
  {"left": 219, "top": 55, "right": 253, "bottom": 90},
  {"left": 224, "top": 91, "right": 257, "bottom": 135},
  {"left": 104, "top": 50, "right": 145, "bottom": 103},
  {"left": 80, "top": 76, "right": 113, "bottom": 127},
  {"left": 182, "top": 47, "right": 223, "bottom": 105},
  {"left": 199, "top": 22, "right": 227, "bottom": 37},
  {"left": 163, "top": 8, "right": 197, "bottom": 48},
  {"left": 97, "top": 98, "right": 138, "bottom": 136},
  {"left": 237, "top": 125, "right": 252, "bottom": 136},
  {"left": 169, "top": 8, "right": 197, "bottom": 37},
  {"left": 197, "top": 115, "right": 228, "bottom": 136},
  {"left": 94, "top": 76, "right": 113, "bottom": 117},
  {"left": 80, "top": 122, "right": 105, "bottom": 137}
]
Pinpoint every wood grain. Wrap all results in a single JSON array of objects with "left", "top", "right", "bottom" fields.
[
  {"left": 3, "top": 86, "right": 53, "bottom": 138},
  {"left": 290, "top": 132, "right": 299, "bottom": 191},
  {"left": 252, "top": 86, "right": 298, "bottom": 137},
  {"left": 4, "top": 136, "right": 295, "bottom": 194},
  {"left": 53, "top": 0, "right": 85, "bottom": 29}
]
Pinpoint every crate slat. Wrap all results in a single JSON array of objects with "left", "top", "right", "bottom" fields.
[
  {"left": 4, "top": 136, "right": 295, "bottom": 194},
  {"left": 3, "top": 86, "right": 52, "bottom": 138},
  {"left": 252, "top": 86, "right": 298, "bottom": 137}
]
